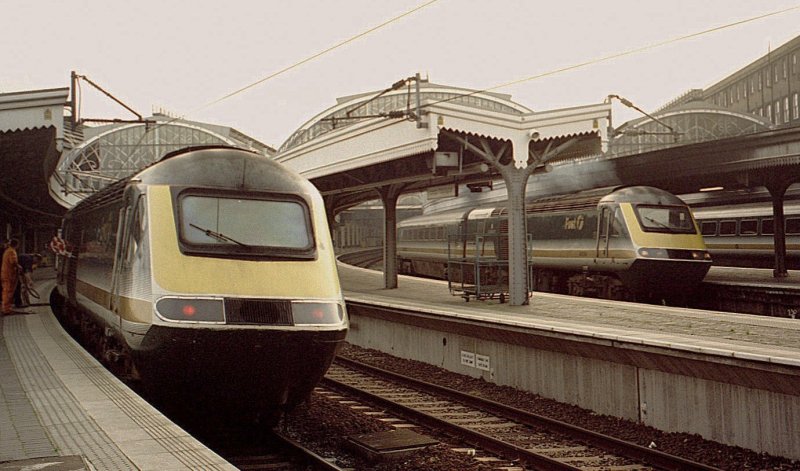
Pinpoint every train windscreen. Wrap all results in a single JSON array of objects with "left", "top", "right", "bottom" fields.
[
  {"left": 634, "top": 205, "right": 697, "bottom": 234},
  {"left": 178, "top": 192, "right": 315, "bottom": 258}
]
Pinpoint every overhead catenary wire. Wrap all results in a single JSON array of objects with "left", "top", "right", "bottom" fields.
[
  {"left": 163, "top": 0, "right": 440, "bottom": 128},
  {"left": 115, "top": 0, "right": 440, "bottom": 157},
  {"left": 417, "top": 4, "right": 800, "bottom": 112}
]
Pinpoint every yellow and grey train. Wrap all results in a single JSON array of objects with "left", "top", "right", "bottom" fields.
[
  {"left": 50, "top": 146, "right": 348, "bottom": 423},
  {"left": 397, "top": 186, "right": 712, "bottom": 303},
  {"left": 693, "top": 199, "right": 800, "bottom": 269}
]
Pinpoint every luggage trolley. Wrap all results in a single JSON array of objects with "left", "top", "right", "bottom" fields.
[{"left": 447, "top": 232, "right": 509, "bottom": 303}]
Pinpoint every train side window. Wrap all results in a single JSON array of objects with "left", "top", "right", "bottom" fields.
[
  {"left": 761, "top": 218, "right": 774, "bottom": 235},
  {"left": 739, "top": 219, "right": 758, "bottom": 236},
  {"left": 700, "top": 221, "right": 718, "bottom": 236},
  {"left": 611, "top": 208, "right": 626, "bottom": 237},
  {"left": 719, "top": 220, "right": 737, "bottom": 236},
  {"left": 787, "top": 218, "right": 800, "bottom": 235}
]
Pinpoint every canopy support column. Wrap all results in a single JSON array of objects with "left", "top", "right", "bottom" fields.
[
  {"left": 378, "top": 184, "right": 405, "bottom": 289},
  {"left": 765, "top": 179, "right": 792, "bottom": 278},
  {"left": 444, "top": 130, "right": 593, "bottom": 305}
]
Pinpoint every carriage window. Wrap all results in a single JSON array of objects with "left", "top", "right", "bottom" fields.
[
  {"left": 761, "top": 218, "right": 774, "bottom": 235},
  {"left": 179, "top": 192, "right": 314, "bottom": 258},
  {"left": 719, "top": 220, "right": 737, "bottom": 236},
  {"left": 634, "top": 205, "right": 696, "bottom": 234},
  {"left": 739, "top": 219, "right": 758, "bottom": 236},
  {"left": 787, "top": 218, "right": 800, "bottom": 235},
  {"left": 700, "top": 221, "right": 718, "bottom": 236}
]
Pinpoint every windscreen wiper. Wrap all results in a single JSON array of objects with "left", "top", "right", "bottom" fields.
[
  {"left": 642, "top": 216, "right": 671, "bottom": 230},
  {"left": 189, "top": 223, "right": 250, "bottom": 247}
]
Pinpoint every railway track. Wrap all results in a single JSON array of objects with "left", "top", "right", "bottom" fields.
[
  {"left": 323, "top": 357, "right": 721, "bottom": 471},
  {"left": 337, "top": 248, "right": 383, "bottom": 269},
  {"left": 223, "top": 430, "right": 346, "bottom": 470}
]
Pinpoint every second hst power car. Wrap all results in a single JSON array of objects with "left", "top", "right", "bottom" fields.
[{"left": 397, "top": 186, "right": 712, "bottom": 303}]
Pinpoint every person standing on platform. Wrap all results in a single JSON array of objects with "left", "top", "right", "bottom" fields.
[
  {"left": 2, "top": 239, "right": 21, "bottom": 315},
  {"left": 16, "top": 253, "right": 42, "bottom": 308}
]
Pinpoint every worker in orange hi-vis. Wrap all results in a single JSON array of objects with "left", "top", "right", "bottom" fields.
[{"left": 1, "top": 238, "right": 20, "bottom": 315}]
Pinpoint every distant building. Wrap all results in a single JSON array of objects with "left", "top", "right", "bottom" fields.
[{"left": 661, "top": 35, "right": 800, "bottom": 128}]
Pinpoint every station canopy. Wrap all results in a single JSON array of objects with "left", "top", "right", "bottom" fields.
[{"left": 279, "top": 82, "right": 532, "bottom": 153}]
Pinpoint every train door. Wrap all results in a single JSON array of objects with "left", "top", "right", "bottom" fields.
[
  {"left": 110, "top": 194, "right": 145, "bottom": 322},
  {"left": 110, "top": 202, "right": 132, "bottom": 322},
  {"left": 596, "top": 204, "right": 614, "bottom": 261}
]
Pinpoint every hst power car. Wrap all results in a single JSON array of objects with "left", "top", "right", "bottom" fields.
[{"left": 50, "top": 146, "right": 348, "bottom": 424}]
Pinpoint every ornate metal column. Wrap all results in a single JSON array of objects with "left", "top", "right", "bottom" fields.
[
  {"left": 765, "top": 177, "right": 793, "bottom": 278},
  {"left": 378, "top": 184, "right": 405, "bottom": 289}
]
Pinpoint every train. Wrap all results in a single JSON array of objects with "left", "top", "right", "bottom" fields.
[
  {"left": 49, "top": 146, "right": 348, "bottom": 424},
  {"left": 397, "top": 185, "right": 712, "bottom": 303},
  {"left": 692, "top": 199, "right": 800, "bottom": 269}
]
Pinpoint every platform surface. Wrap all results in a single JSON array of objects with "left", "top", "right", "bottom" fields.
[
  {"left": 0, "top": 275, "right": 235, "bottom": 470},
  {"left": 337, "top": 263, "right": 800, "bottom": 367},
  {"left": 705, "top": 265, "right": 800, "bottom": 290}
]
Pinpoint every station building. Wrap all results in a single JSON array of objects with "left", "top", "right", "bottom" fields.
[{"left": 662, "top": 35, "right": 800, "bottom": 127}]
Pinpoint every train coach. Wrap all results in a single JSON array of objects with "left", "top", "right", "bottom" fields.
[
  {"left": 693, "top": 200, "right": 800, "bottom": 269},
  {"left": 397, "top": 186, "right": 712, "bottom": 303},
  {"left": 49, "top": 146, "right": 348, "bottom": 424}
]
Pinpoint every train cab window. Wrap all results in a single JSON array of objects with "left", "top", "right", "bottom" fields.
[
  {"left": 761, "top": 218, "right": 774, "bottom": 235},
  {"left": 719, "top": 220, "right": 737, "bottom": 236},
  {"left": 700, "top": 221, "right": 718, "bottom": 236},
  {"left": 634, "top": 205, "right": 696, "bottom": 234},
  {"left": 178, "top": 192, "right": 315, "bottom": 259},
  {"left": 787, "top": 218, "right": 800, "bottom": 235},
  {"left": 739, "top": 219, "right": 758, "bottom": 236}
]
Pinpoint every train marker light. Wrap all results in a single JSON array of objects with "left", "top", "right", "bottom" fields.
[
  {"left": 156, "top": 297, "right": 224, "bottom": 323},
  {"left": 182, "top": 304, "right": 197, "bottom": 317},
  {"left": 292, "top": 302, "right": 343, "bottom": 325}
]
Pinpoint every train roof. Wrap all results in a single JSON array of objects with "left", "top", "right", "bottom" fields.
[
  {"left": 68, "top": 146, "right": 315, "bottom": 215},
  {"left": 692, "top": 199, "right": 800, "bottom": 219},
  {"left": 518, "top": 186, "right": 686, "bottom": 214},
  {"left": 598, "top": 186, "right": 686, "bottom": 206}
]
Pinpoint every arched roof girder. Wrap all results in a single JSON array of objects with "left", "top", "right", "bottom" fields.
[
  {"left": 50, "top": 121, "right": 235, "bottom": 208},
  {"left": 609, "top": 103, "right": 773, "bottom": 158},
  {"left": 279, "top": 82, "right": 532, "bottom": 153}
]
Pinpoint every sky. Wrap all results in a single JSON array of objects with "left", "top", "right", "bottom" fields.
[{"left": 3, "top": 1, "right": 800, "bottom": 149}]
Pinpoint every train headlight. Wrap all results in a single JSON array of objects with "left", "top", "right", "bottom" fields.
[
  {"left": 637, "top": 248, "right": 669, "bottom": 259},
  {"left": 291, "top": 302, "right": 344, "bottom": 325},
  {"left": 156, "top": 297, "right": 225, "bottom": 323}
]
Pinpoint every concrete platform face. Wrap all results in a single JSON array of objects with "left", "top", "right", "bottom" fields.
[
  {"left": 0, "top": 278, "right": 235, "bottom": 470},
  {"left": 338, "top": 263, "right": 800, "bottom": 459}
]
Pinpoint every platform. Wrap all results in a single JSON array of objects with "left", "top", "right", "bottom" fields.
[
  {"left": 338, "top": 264, "right": 800, "bottom": 362},
  {"left": 336, "top": 263, "right": 800, "bottom": 459},
  {"left": 705, "top": 265, "right": 800, "bottom": 290},
  {"left": 0, "top": 275, "right": 235, "bottom": 470}
]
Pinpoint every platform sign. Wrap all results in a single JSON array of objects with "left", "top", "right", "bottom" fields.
[
  {"left": 460, "top": 350, "right": 475, "bottom": 367},
  {"left": 426, "top": 184, "right": 457, "bottom": 200},
  {"left": 475, "top": 354, "right": 490, "bottom": 371}
]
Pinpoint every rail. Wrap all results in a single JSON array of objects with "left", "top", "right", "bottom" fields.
[{"left": 328, "top": 357, "right": 722, "bottom": 471}]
